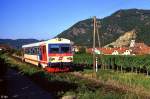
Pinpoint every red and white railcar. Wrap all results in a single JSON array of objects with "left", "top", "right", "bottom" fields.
[{"left": 22, "top": 38, "right": 73, "bottom": 69}]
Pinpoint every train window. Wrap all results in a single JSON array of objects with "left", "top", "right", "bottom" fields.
[
  {"left": 28, "top": 48, "right": 31, "bottom": 54},
  {"left": 30, "top": 48, "right": 33, "bottom": 54},
  {"left": 32, "top": 47, "right": 37, "bottom": 55},
  {"left": 25, "top": 48, "right": 29, "bottom": 54},
  {"left": 37, "top": 48, "right": 40, "bottom": 54},
  {"left": 24, "top": 47, "right": 39, "bottom": 55},
  {"left": 49, "top": 45, "right": 59, "bottom": 53},
  {"left": 32, "top": 48, "right": 35, "bottom": 54},
  {"left": 39, "top": 48, "right": 41, "bottom": 54},
  {"left": 61, "top": 46, "right": 70, "bottom": 53},
  {"left": 34, "top": 47, "right": 37, "bottom": 54},
  {"left": 30, "top": 48, "right": 32, "bottom": 54},
  {"left": 34, "top": 47, "right": 38, "bottom": 54}
]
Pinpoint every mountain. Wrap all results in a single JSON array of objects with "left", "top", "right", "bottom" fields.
[
  {"left": 57, "top": 9, "right": 150, "bottom": 47},
  {"left": 0, "top": 39, "right": 39, "bottom": 49}
]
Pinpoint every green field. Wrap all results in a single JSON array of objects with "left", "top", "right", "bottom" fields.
[{"left": 82, "top": 69, "right": 150, "bottom": 96}]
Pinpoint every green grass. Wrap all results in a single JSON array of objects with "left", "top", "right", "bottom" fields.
[
  {"left": 0, "top": 54, "right": 42, "bottom": 76},
  {"left": 0, "top": 53, "right": 147, "bottom": 99},
  {"left": 82, "top": 69, "right": 150, "bottom": 93},
  {"left": 63, "top": 89, "right": 141, "bottom": 99}
]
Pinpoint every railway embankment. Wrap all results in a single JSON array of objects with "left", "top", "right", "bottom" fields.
[
  {"left": 5, "top": 68, "right": 53, "bottom": 99},
  {"left": 0, "top": 53, "right": 8, "bottom": 98},
  {"left": 0, "top": 53, "right": 54, "bottom": 99}
]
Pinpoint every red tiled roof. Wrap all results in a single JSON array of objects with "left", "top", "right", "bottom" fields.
[
  {"left": 86, "top": 43, "right": 150, "bottom": 55},
  {"left": 0, "top": 44, "right": 11, "bottom": 50},
  {"left": 87, "top": 47, "right": 129, "bottom": 54},
  {"left": 131, "top": 43, "right": 150, "bottom": 55}
]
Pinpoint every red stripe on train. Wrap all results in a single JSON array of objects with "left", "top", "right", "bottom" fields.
[
  {"left": 40, "top": 61, "right": 47, "bottom": 64},
  {"left": 45, "top": 67, "right": 70, "bottom": 73}
]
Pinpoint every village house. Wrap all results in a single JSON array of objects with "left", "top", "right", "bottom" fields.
[
  {"left": 86, "top": 41, "right": 150, "bottom": 55},
  {"left": 0, "top": 44, "right": 11, "bottom": 51},
  {"left": 131, "top": 43, "right": 150, "bottom": 55},
  {"left": 72, "top": 46, "right": 80, "bottom": 52}
]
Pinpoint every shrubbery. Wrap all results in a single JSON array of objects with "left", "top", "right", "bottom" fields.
[{"left": 0, "top": 53, "right": 8, "bottom": 77}]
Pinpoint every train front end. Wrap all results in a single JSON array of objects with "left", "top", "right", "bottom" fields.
[
  {"left": 45, "top": 38, "right": 73, "bottom": 72},
  {"left": 48, "top": 44, "right": 73, "bottom": 66}
]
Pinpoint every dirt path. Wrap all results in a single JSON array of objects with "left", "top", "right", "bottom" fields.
[{"left": 5, "top": 68, "right": 53, "bottom": 99}]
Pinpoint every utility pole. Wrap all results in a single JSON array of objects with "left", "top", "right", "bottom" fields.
[
  {"left": 93, "top": 16, "right": 96, "bottom": 72},
  {"left": 96, "top": 21, "right": 101, "bottom": 48}
]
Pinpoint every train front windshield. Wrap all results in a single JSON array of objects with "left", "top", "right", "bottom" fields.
[
  {"left": 61, "top": 45, "right": 70, "bottom": 53},
  {"left": 49, "top": 44, "right": 71, "bottom": 53},
  {"left": 49, "top": 45, "right": 59, "bottom": 53}
]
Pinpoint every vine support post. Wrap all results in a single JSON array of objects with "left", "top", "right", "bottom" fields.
[
  {"left": 131, "top": 67, "right": 133, "bottom": 72},
  {"left": 121, "top": 65, "right": 123, "bottom": 72},
  {"left": 96, "top": 57, "right": 98, "bottom": 72},
  {"left": 136, "top": 68, "right": 138, "bottom": 74}
]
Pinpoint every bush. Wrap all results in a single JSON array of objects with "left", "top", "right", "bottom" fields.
[{"left": 0, "top": 54, "right": 7, "bottom": 77}]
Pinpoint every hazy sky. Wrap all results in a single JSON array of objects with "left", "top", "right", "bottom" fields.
[{"left": 0, "top": 0, "right": 150, "bottom": 40}]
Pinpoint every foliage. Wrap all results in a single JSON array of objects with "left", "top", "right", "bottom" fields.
[
  {"left": 0, "top": 39, "right": 39, "bottom": 49},
  {"left": 83, "top": 69, "right": 150, "bottom": 92},
  {"left": 74, "top": 54, "right": 150, "bottom": 73},
  {"left": 0, "top": 53, "right": 8, "bottom": 77},
  {"left": 4, "top": 56, "right": 41, "bottom": 76}
]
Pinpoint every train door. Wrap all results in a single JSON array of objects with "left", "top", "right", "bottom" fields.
[{"left": 40, "top": 45, "right": 47, "bottom": 61}]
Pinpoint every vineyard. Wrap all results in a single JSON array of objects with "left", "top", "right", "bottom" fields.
[
  {"left": 74, "top": 54, "right": 150, "bottom": 98},
  {"left": 74, "top": 54, "right": 150, "bottom": 76}
]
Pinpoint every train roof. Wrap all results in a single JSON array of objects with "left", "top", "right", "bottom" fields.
[{"left": 22, "top": 38, "right": 72, "bottom": 48}]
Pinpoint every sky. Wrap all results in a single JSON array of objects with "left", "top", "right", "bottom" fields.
[{"left": 0, "top": 0, "right": 150, "bottom": 40}]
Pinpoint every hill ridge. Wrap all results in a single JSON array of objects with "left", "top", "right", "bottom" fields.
[{"left": 57, "top": 9, "right": 150, "bottom": 47}]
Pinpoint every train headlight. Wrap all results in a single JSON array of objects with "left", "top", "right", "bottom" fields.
[
  {"left": 49, "top": 57, "right": 55, "bottom": 61},
  {"left": 67, "top": 57, "right": 73, "bottom": 60}
]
